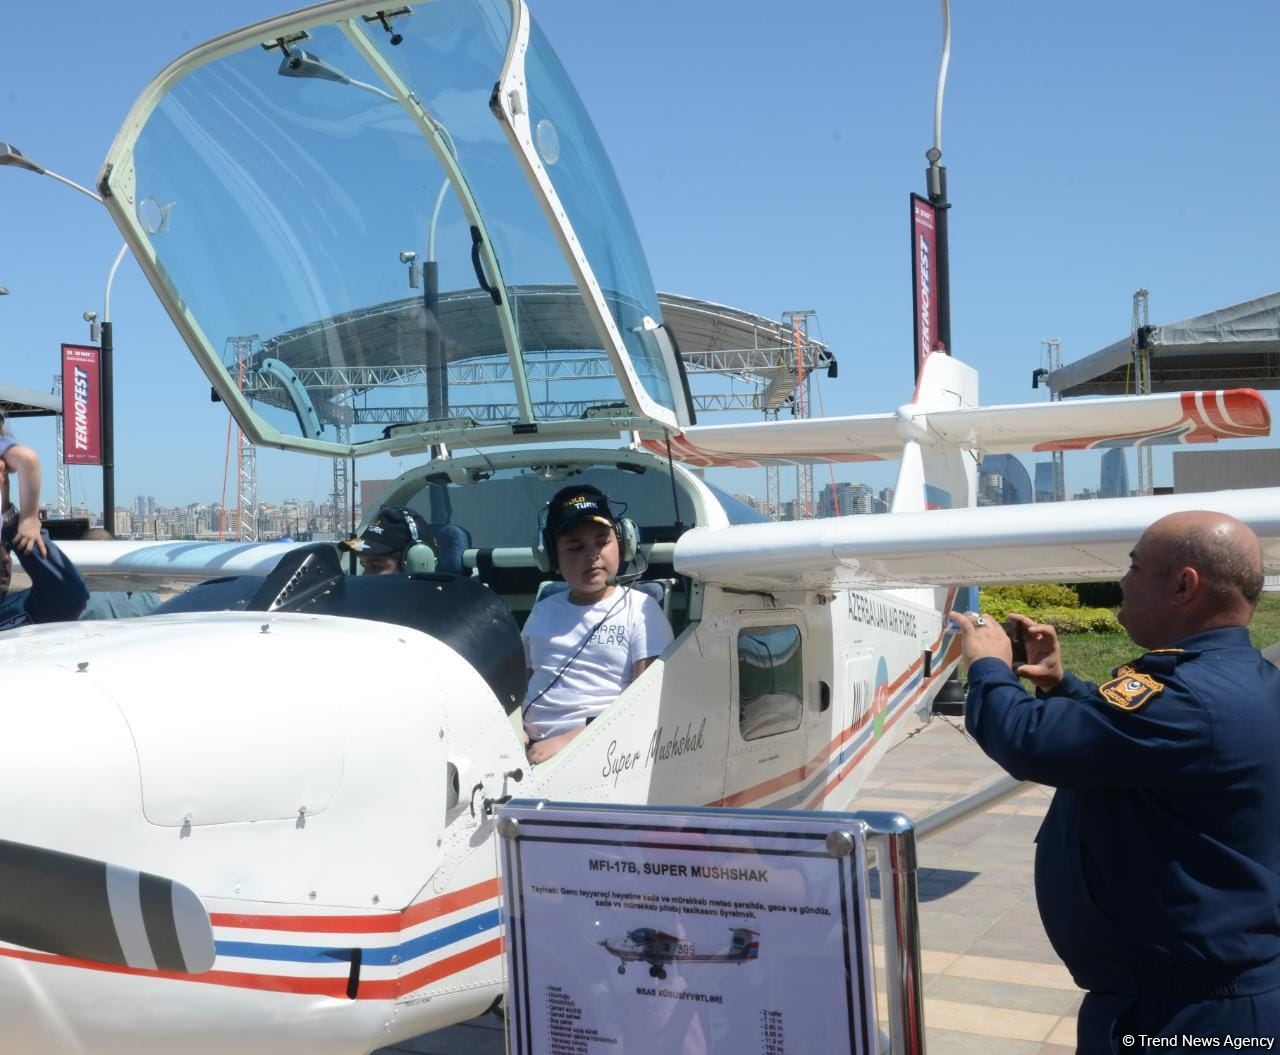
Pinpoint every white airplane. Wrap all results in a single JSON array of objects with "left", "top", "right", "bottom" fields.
[
  {"left": 4, "top": 1, "right": 1280, "bottom": 1053},
  {"left": 601, "top": 926, "right": 760, "bottom": 980}
]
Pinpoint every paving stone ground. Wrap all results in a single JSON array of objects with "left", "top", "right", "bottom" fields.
[{"left": 376, "top": 715, "right": 1078, "bottom": 1054}]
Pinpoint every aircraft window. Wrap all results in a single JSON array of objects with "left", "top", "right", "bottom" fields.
[
  {"left": 395, "top": 465, "right": 695, "bottom": 549},
  {"left": 737, "top": 625, "right": 803, "bottom": 741}
]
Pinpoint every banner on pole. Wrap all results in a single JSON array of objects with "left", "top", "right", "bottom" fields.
[
  {"left": 61, "top": 343, "right": 102, "bottom": 465},
  {"left": 910, "top": 194, "right": 940, "bottom": 380}
]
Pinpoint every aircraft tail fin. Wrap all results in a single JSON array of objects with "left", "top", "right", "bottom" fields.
[{"left": 891, "top": 353, "right": 980, "bottom": 513}]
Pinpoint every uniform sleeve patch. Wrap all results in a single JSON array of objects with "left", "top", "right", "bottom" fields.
[{"left": 1099, "top": 670, "right": 1164, "bottom": 712}]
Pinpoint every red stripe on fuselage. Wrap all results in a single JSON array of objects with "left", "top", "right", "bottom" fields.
[
  {"left": 209, "top": 878, "right": 500, "bottom": 934},
  {"left": 0, "top": 932, "right": 505, "bottom": 1001},
  {"left": 390, "top": 937, "right": 505, "bottom": 999}
]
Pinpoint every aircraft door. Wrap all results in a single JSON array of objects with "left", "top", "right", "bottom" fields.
[{"left": 727, "top": 614, "right": 809, "bottom": 808}]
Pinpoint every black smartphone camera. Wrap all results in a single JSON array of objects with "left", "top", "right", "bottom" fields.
[{"left": 1002, "top": 618, "right": 1028, "bottom": 665}]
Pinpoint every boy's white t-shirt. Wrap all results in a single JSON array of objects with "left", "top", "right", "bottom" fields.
[{"left": 522, "top": 586, "right": 673, "bottom": 740}]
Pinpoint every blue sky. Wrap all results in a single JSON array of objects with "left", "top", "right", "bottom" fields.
[{"left": 3, "top": 1, "right": 1279, "bottom": 511}]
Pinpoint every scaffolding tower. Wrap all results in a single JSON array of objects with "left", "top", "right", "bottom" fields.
[
  {"left": 227, "top": 336, "right": 259, "bottom": 542},
  {"left": 1040, "top": 340, "right": 1066, "bottom": 502},
  {"left": 763, "top": 408, "right": 782, "bottom": 520},
  {"left": 782, "top": 311, "right": 817, "bottom": 520},
  {"left": 1129, "top": 290, "right": 1153, "bottom": 495},
  {"left": 332, "top": 422, "right": 351, "bottom": 539}
]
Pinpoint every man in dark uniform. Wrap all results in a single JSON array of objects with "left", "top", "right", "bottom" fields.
[{"left": 952, "top": 510, "right": 1280, "bottom": 1053}]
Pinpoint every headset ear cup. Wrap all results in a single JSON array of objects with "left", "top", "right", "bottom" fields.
[
  {"left": 616, "top": 518, "right": 639, "bottom": 567},
  {"left": 533, "top": 528, "right": 553, "bottom": 574},
  {"left": 404, "top": 542, "right": 436, "bottom": 576}
]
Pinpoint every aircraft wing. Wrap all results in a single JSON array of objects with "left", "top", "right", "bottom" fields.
[
  {"left": 641, "top": 414, "right": 899, "bottom": 467},
  {"left": 929, "top": 389, "right": 1268, "bottom": 453},
  {"left": 673, "top": 487, "right": 1280, "bottom": 591},
  {"left": 640, "top": 389, "right": 1267, "bottom": 467},
  {"left": 55, "top": 540, "right": 314, "bottom": 593}
]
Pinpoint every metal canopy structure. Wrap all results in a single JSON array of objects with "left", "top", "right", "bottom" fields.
[
  {"left": 0, "top": 383, "right": 60, "bottom": 418},
  {"left": 240, "top": 287, "right": 832, "bottom": 427},
  {"left": 1049, "top": 290, "right": 1280, "bottom": 397}
]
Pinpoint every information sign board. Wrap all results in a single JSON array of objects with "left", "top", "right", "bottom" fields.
[
  {"left": 60, "top": 343, "right": 102, "bottom": 466},
  {"left": 498, "top": 801, "right": 878, "bottom": 1055}
]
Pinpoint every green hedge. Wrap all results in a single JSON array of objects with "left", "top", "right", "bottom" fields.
[
  {"left": 978, "top": 584, "right": 1122, "bottom": 634},
  {"left": 979, "top": 583, "right": 1079, "bottom": 614},
  {"left": 1032, "top": 606, "right": 1123, "bottom": 634}
]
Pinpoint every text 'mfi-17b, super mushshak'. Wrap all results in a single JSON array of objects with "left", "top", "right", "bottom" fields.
[{"left": 4, "top": 1, "right": 1280, "bottom": 1053}]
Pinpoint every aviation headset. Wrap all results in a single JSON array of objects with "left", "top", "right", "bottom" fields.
[
  {"left": 532, "top": 486, "right": 639, "bottom": 575},
  {"left": 397, "top": 509, "right": 438, "bottom": 576},
  {"left": 354, "top": 507, "right": 437, "bottom": 575}
]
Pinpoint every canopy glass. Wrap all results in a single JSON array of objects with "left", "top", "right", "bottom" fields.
[{"left": 106, "top": 0, "right": 687, "bottom": 455}]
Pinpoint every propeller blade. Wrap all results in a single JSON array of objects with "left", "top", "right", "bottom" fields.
[{"left": 0, "top": 839, "right": 215, "bottom": 974}]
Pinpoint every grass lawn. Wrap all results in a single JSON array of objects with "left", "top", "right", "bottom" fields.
[{"left": 1058, "top": 593, "right": 1280, "bottom": 685}]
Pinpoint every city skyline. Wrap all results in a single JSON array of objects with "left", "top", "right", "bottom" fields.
[{"left": 55, "top": 454, "right": 1137, "bottom": 541}]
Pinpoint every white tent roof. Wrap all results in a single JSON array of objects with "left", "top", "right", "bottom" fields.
[{"left": 0, "top": 383, "right": 60, "bottom": 418}]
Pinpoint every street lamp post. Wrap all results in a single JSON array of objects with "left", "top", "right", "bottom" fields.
[
  {"left": 0, "top": 142, "right": 127, "bottom": 528},
  {"left": 924, "top": 0, "right": 953, "bottom": 355}
]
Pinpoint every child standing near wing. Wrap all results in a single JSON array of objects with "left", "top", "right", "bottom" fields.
[{"left": 522, "top": 486, "right": 672, "bottom": 764}]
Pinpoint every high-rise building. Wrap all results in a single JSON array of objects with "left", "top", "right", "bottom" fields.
[
  {"left": 818, "top": 482, "right": 873, "bottom": 517},
  {"left": 1034, "top": 462, "right": 1056, "bottom": 504},
  {"left": 979, "top": 455, "right": 1033, "bottom": 505},
  {"left": 1100, "top": 448, "right": 1130, "bottom": 498}
]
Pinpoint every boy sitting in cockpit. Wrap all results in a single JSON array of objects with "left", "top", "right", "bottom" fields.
[{"left": 522, "top": 486, "right": 672, "bottom": 764}]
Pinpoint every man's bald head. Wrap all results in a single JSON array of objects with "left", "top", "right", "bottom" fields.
[
  {"left": 1120, "top": 511, "right": 1263, "bottom": 648},
  {"left": 1145, "top": 511, "right": 1264, "bottom": 610}
]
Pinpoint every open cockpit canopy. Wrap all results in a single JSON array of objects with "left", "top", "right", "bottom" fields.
[{"left": 100, "top": 0, "right": 692, "bottom": 458}]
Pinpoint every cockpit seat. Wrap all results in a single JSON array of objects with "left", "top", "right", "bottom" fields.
[{"left": 429, "top": 523, "right": 471, "bottom": 576}]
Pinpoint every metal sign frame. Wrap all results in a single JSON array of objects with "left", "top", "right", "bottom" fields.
[{"left": 496, "top": 800, "right": 928, "bottom": 1055}]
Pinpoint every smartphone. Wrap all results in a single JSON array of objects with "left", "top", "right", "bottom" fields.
[{"left": 1001, "top": 619, "right": 1028, "bottom": 665}]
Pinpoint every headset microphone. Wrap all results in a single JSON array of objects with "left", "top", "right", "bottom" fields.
[{"left": 605, "top": 571, "right": 643, "bottom": 587}]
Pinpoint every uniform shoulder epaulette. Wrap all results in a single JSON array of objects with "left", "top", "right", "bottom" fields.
[
  {"left": 1146, "top": 648, "right": 1185, "bottom": 655},
  {"left": 1099, "top": 662, "right": 1164, "bottom": 712}
]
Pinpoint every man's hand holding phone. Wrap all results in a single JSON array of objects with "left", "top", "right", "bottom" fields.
[{"left": 1003, "top": 612, "right": 1064, "bottom": 692}]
